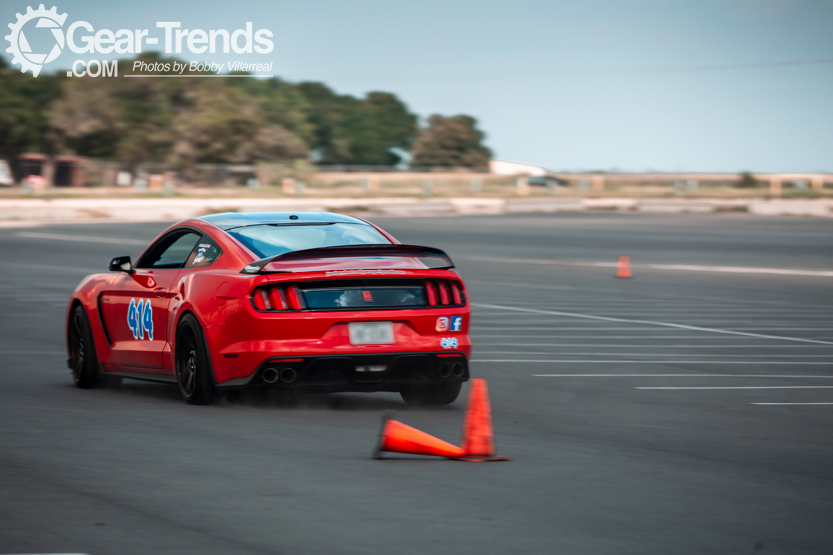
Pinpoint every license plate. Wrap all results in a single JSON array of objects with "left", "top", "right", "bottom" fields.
[{"left": 348, "top": 322, "right": 394, "bottom": 345}]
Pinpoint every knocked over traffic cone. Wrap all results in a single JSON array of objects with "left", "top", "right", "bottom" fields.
[
  {"left": 616, "top": 255, "right": 632, "bottom": 279},
  {"left": 374, "top": 412, "right": 466, "bottom": 459},
  {"left": 459, "top": 379, "right": 511, "bottom": 461}
]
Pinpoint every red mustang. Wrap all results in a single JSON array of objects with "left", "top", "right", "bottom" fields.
[{"left": 66, "top": 212, "right": 471, "bottom": 405}]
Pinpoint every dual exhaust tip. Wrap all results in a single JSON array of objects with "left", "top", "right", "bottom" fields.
[
  {"left": 438, "top": 362, "right": 465, "bottom": 379},
  {"left": 262, "top": 367, "right": 297, "bottom": 385}
]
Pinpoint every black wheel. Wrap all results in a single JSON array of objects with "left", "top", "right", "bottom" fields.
[
  {"left": 68, "top": 305, "right": 99, "bottom": 389},
  {"left": 175, "top": 314, "right": 216, "bottom": 405},
  {"left": 400, "top": 382, "right": 461, "bottom": 406}
]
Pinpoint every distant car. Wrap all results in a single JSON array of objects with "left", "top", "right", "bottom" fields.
[
  {"left": 66, "top": 212, "right": 471, "bottom": 405},
  {"left": 527, "top": 175, "right": 567, "bottom": 187},
  {"left": 0, "top": 160, "right": 13, "bottom": 186}
]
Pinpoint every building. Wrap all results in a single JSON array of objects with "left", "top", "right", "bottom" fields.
[
  {"left": 18, "top": 154, "right": 88, "bottom": 187},
  {"left": 489, "top": 159, "right": 552, "bottom": 177}
]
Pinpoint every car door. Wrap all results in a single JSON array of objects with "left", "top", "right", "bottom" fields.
[{"left": 100, "top": 229, "right": 202, "bottom": 372}]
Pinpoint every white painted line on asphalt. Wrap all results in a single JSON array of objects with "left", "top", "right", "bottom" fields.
[
  {"left": 474, "top": 359, "right": 832, "bottom": 364},
  {"left": 483, "top": 320, "right": 833, "bottom": 326},
  {"left": 533, "top": 374, "right": 833, "bottom": 378},
  {"left": 473, "top": 303, "right": 833, "bottom": 345},
  {"left": 464, "top": 255, "right": 833, "bottom": 277},
  {"left": 466, "top": 279, "right": 576, "bottom": 291},
  {"left": 481, "top": 343, "right": 833, "bottom": 348},
  {"left": 476, "top": 352, "right": 833, "bottom": 357},
  {"left": 472, "top": 308, "right": 805, "bottom": 312},
  {"left": 471, "top": 327, "right": 833, "bottom": 331},
  {"left": 472, "top": 335, "right": 783, "bottom": 339},
  {"left": 752, "top": 402, "right": 833, "bottom": 405},
  {"left": 2, "top": 351, "right": 66, "bottom": 355},
  {"left": 2, "top": 262, "right": 99, "bottom": 275},
  {"left": 635, "top": 386, "right": 833, "bottom": 390},
  {"left": 15, "top": 231, "right": 148, "bottom": 246}
]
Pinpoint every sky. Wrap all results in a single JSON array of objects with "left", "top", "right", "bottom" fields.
[{"left": 2, "top": 0, "right": 832, "bottom": 172}]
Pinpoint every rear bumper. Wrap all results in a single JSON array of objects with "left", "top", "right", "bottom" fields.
[{"left": 217, "top": 351, "right": 469, "bottom": 393}]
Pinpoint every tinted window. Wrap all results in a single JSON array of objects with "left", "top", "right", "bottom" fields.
[
  {"left": 185, "top": 236, "right": 223, "bottom": 268},
  {"left": 303, "top": 287, "right": 426, "bottom": 309},
  {"left": 137, "top": 231, "right": 201, "bottom": 269},
  {"left": 228, "top": 223, "right": 390, "bottom": 259}
]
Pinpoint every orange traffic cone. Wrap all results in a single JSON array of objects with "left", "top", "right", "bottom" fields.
[
  {"left": 616, "top": 255, "right": 632, "bottom": 279},
  {"left": 374, "top": 412, "right": 466, "bottom": 459},
  {"left": 459, "top": 379, "right": 511, "bottom": 461}
]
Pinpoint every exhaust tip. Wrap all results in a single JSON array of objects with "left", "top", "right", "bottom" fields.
[
  {"left": 280, "top": 367, "right": 298, "bottom": 384},
  {"left": 262, "top": 367, "right": 279, "bottom": 384},
  {"left": 438, "top": 363, "right": 452, "bottom": 379},
  {"left": 451, "top": 362, "right": 465, "bottom": 378}
]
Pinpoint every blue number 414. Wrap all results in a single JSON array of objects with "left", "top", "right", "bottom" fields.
[{"left": 127, "top": 298, "right": 153, "bottom": 341}]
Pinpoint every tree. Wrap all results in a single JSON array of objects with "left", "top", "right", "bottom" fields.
[
  {"left": 49, "top": 54, "right": 308, "bottom": 175},
  {"left": 345, "top": 92, "right": 416, "bottom": 165},
  {"left": 49, "top": 54, "right": 179, "bottom": 174},
  {"left": 6, "top": 53, "right": 482, "bottom": 178},
  {"left": 736, "top": 172, "right": 758, "bottom": 188},
  {"left": 410, "top": 115, "right": 492, "bottom": 168},
  {"left": 170, "top": 82, "right": 307, "bottom": 169},
  {"left": 0, "top": 56, "right": 62, "bottom": 180},
  {"left": 228, "top": 77, "right": 315, "bottom": 145},
  {"left": 296, "top": 83, "right": 417, "bottom": 165}
]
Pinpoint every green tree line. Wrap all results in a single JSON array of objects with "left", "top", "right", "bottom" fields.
[{"left": 0, "top": 54, "right": 492, "bottom": 181}]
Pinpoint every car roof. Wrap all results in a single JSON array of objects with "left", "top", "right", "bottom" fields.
[{"left": 198, "top": 211, "right": 369, "bottom": 231}]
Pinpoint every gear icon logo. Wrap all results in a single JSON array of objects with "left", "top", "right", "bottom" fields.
[{"left": 5, "top": 4, "right": 67, "bottom": 77}]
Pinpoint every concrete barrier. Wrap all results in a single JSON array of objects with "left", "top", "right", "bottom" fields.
[
  {"left": 636, "top": 200, "right": 714, "bottom": 214},
  {"left": 0, "top": 197, "right": 831, "bottom": 224},
  {"left": 748, "top": 200, "right": 831, "bottom": 217},
  {"left": 506, "top": 199, "right": 585, "bottom": 213}
]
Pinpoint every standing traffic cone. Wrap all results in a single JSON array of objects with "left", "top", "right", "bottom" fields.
[
  {"left": 374, "top": 412, "right": 466, "bottom": 459},
  {"left": 459, "top": 379, "right": 511, "bottom": 461},
  {"left": 616, "top": 255, "right": 632, "bottom": 279}
]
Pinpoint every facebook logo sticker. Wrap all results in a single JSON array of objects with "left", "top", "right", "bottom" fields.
[{"left": 450, "top": 316, "right": 463, "bottom": 332}]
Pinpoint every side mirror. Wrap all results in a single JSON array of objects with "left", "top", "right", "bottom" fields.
[{"left": 109, "top": 255, "right": 133, "bottom": 273}]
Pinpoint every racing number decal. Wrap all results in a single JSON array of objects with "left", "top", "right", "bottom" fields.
[
  {"left": 127, "top": 298, "right": 154, "bottom": 341},
  {"left": 127, "top": 298, "right": 139, "bottom": 339},
  {"left": 441, "top": 337, "right": 458, "bottom": 349},
  {"left": 142, "top": 299, "right": 154, "bottom": 341}
]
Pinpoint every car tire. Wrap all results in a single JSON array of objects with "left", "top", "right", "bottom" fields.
[
  {"left": 400, "top": 382, "right": 461, "bottom": 406},
  {"left": 175, "top": 314, "right": 216, "bottom": 405},
  {"left": 68, "top": 305, "right": 100, "bottom": 389}
]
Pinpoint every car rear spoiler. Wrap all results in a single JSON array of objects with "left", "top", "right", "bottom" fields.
[{"left": 240, "top": 244, "right": 455, "bottom": 274}]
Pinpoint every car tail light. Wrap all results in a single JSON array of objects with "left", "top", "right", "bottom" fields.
[
  {"left": 452, "top": 283, "right": 463, "bottom": 305},
  {"left": 286, "top": 286, "right": 305, "bottom": 310},
  {"left": 252, "top": 286, "right": 294, "bottom": 312},
  {"left": 252, "top": 288, "right": 271, "bottom": 311},
  {"left": 267, "top": 288, "right": 287, "bottom": 310},
  {"left": 425, "top": 282, "right": 437, "bottom": 306},
  {"left": 424, "top": 279, "right": 466, "bottom": 307},
  {"left": 438, "top": 282, "right": 450, "bottom": 305},
  {"left": 254, "top": 279, "right": 465, "bottom": 312}
]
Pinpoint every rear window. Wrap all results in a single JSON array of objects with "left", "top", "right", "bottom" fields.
[
  {"left": 303, "top": 286, "right": 426, "bottom": 309},
  {"left": 228, "top": 223, "right": 391, "bottom": 259}
]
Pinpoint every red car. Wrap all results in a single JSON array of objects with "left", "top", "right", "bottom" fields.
[{"left": 66, "top": 212, "right": 471, "bottom": 405}]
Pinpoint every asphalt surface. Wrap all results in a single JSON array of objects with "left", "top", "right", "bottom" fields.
[{"left": 1, "top": 212, "right": 831, "bottom": 554}]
